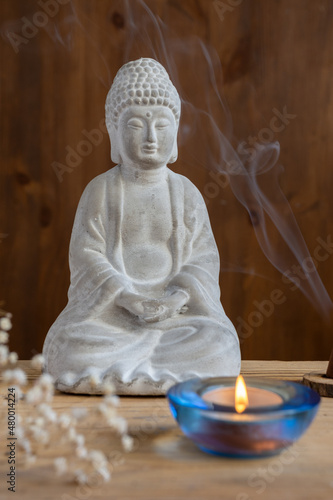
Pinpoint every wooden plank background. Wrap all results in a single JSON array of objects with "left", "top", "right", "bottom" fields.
[{"left": 0, "top": 0, "right": 332, "bottom": 361}]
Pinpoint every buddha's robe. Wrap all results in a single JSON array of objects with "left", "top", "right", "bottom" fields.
[{"left": 43, "top": 165, "right": 240, "bottom": 394}]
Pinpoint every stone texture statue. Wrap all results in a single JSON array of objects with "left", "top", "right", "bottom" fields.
[{"left": 43, "top": 58, "right": 241, "bottom": 394}]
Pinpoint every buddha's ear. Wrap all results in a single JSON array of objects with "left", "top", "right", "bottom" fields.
[
  {"left": 110, "top": 123, "right": 122, "bottom": 164},
  {"left": 168, "top": 137, "right": 178, "bottom": 164}
]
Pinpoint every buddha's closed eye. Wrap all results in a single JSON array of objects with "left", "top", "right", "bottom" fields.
[
  {"left": 127, "top": 118, "right": 144, "bottom": 129},
  {"left": 156, "top": 119, "right": 170, "bottom": 130}
]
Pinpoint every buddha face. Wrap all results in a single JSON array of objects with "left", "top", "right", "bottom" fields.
[{"left": 116, "top": 106, "right": 177, "bottom": 169}]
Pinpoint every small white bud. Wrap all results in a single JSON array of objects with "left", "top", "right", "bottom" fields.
[
  {"left": 101, "top": 381, "right": 115, "bottom": 395},
  {"left": 54, "top": 457, "right": 67, "bottom": 475},
  {"left": 104, "top": 394, "right": 120, "bottom": 407},
  {"left": 25, "top": 454, "right": 36, "bottom": 465},
  {"left": 76, "top": 446, "right": 88, "bottom": 459},
  {"left": 74, "top": 469, "right": 87, "bottom": 485},
  {"left": 75, "top": 434, "right": 85, "bottom": 447},
  {"left": 71, "top": 408, "right": 88, "bottom": 420},
  {"left": 59, "top": 414, "right": 72, "bottom": 429},
  {"left": 122, "top": 434, "right": 134, "bottom": 452},
  {"left": 25, "top": 386, "right": 43, "bottom": 404},
  {"left": 8, "top": 352, "right": 18, "bottom": 363},
  {"left": 0, "top": 331, "right": 9, "bottom": 343},
  {"left": 67, "top": 427, "right": 77, "bottom": 442},
  {"left": 96, "top": 466, "right": 111, "bottom": 482},
  {"left": 3, "top": 368, "right": 27, "bottom": 385},
  {"left": 0, "top": 317, "right": 12, "bottom": 331},
  {"left": 31, "top": 354, "right": 45, "bottom": 370},
  {"left": 0, "top": 345, "right": 9, "bottom": 365},
  {"left": 37, "top": 373, "right": 54, "bottom": 388}
]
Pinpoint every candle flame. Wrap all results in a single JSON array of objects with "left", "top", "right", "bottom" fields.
[{"left": 235, "top": 375, "right": 249, "bottom": 413}]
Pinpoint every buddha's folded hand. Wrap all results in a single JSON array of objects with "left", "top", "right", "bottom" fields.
[
  {"left": 141, "top": 290, "right": 189, "bottom": 323},
  {"left": 163, "top": 289, "right": 189, "bottom": 312},
  {"left": 115, "top": 291, "right": 151, "bottom": 318},
  {"left": 140, "top": 300, "right": 169, "bottom": 323}
]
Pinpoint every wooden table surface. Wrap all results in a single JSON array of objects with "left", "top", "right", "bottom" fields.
[{"left": 1, "top": 361, "right": 332, "bottom": 500}]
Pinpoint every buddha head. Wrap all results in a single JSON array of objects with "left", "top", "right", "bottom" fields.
[{"left": 105, "top": 58, "right": 181, "bottom": 169}]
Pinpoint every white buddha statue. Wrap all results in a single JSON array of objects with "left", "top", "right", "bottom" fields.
[{"left": 43, "top": 58, "right": 241, "bottom": 394}]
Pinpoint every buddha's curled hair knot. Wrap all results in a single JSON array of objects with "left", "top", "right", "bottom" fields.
[{"left": 105, "top": 58, "right": 181, "bottom": 129}]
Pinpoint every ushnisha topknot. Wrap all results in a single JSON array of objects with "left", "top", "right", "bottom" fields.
[{"left": 105, "top": 58, "right": 181, "bottom": 129}]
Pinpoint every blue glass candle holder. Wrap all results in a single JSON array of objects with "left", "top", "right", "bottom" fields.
[{"left": 167, "top": 377, "right": 320, "bottom": 458}]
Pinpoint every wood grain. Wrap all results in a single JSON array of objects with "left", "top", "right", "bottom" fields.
[
  {"left": 0, "top": 361, "right": 332, "bottom": 500},
  {"left": 303, "top": 371, "right": 333, "bottom": 397},
  {"left": 0, "top": 0, "right": 333, "bottom": 361}
]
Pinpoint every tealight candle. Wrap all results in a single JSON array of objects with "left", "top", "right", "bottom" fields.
[
  {"left": 167, "top": 376, "right": 320, "bottom": 458},
  {"left": 203, "top": 375, "right": 283, "bottom": 412}
]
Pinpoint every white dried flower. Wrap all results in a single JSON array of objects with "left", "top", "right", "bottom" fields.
[
  {"left": 104, "top": 395, "right": 120, "bottom": 407},
  {"left": 37, "top": 403, "right": 57, "bottom": 423},
  {"left": 31, "top": 354, "right": 45, "bottom": 370},
  {"left": 44, "top": 391, "right": 53, "bottom": 403},
  {"left": 108, "top": 416, "right": 128, "bottom": 435},
  {"left": 97, "top": 402, "right": 116, "bottom": 420},
  {"left": 0, "top": 331, "right": 9, "bottom": 343},
  {"left": 38, "top": 429, "right": 50, "bottom": 445},
  {"left": 88, "top": 450, "right": 107, "bottom": 467},
  {"left": 13, "top": 385, "right": 23, "bottom": 399},
  {"left": 76, "top": 446, "right": 88, "bottom": 459},
  {"left": 54, "top": 457, "right": 67, "bottom": 476},
  {"left": 2, "top": 368, "right": 27, "bottom": 385},
  {"left": 15, "top": 426, "right": 25, "bottom": 440},
  {"left": 35, "top": 417, "right": 45, "bottom": 428},
  {"left": 74, "top": 470, "right": 87, "bottom": 485},
  {"left": 21, "top": 439, "right": 31, "bottom": 455},
  {"left": 37, "top": 373, "right": 54, "bottom": 388},
  {"left": 0, "top": 316, "right": 12, "bottom": 331},
  {"left": 28, "top": 425, "right": 40, "bottom": 440},
  {"left": 101, "top": 381, "right": 115, "bottom": 395},
  {"left": 121, "top": 435, "right": 134, "bottom": 452},
  {"left": 20, "top": 439, "right": 31, "bottom": 454},
  {"left": 25, "top": 385, "right": 43, "bottom": 404},
  {"left": 75, "top": 434, "right": 85, "bottom": 447},
  {"left": 71, "top": 408, "right": 88, "bottom": 420},
  {"left": 0, "top": 345, "right": 9, "bottom": 365},
  {"left": 67, "top": 427, "right": 77, "bottom": 443},
  {"left": 96, "top": 466, "right": 111, "bottom": 482},
  {"left": 35, "top": 374, "right": 54, "bottom": 402},
  {"left": 25, "top": 454, "right": 36, "bottom": 465},
  {"left": 8, "top": 352, "right": 18, "bottom": 363},
  {"left": 0, "top": 308, "right": 131, "bottom": 487},
  {"left": 59, "top": 414, "right": 72, "bottom": 429}
]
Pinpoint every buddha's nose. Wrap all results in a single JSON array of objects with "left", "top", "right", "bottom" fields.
[{"left": 146, "top": 124, "right": 157, "bottom": 143}]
